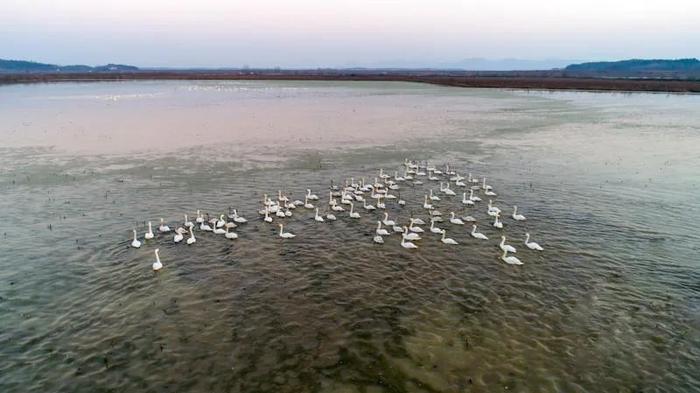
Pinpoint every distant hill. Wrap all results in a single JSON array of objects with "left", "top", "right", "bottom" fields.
[
  {"left": 564, "top": 58, "right": 700, "bottom": 78},
  {"left": 0, "top": 59, "right": 138, "bottom": 73}
]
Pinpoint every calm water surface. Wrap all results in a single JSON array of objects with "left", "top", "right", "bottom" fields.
[{"left": 0, "top": 81, "right": 699, "bottom": 392}]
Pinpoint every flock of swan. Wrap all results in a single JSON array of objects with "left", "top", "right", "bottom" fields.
[{"left": 130, "top": 159, "right": 544, "bottom": 271}]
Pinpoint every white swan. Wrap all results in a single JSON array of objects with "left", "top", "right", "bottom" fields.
[
  {"left": 512, "top": 206, "right": 526, "bottom": 221},
  {"left": 325, "top": 212, "right": 337, "bottom": 221},
  {"left": 462, "top": 192, "right": 475, "bottom": 206},
  {"left": 314, "top": 208, "right": 325, "bottom": 222},
  {"left": 363, "top": 199, "right": 376, "bottom": 211},
  {"left": 482, "top": 177, "right": 493, "bottom": 191},
  {"left": 409, "top": 220, "right": 424, "bottom": 233},
  {"left": 500, "top": 235, "right": 517, "bottom": 253},
  {"left": 429, "top": 189, "right": 440, "bottom": 201},
  {"left": 200, "top": 220, "right": 213, "bottom": 231},
  {"left": 525, "top": 233, "right": 544, "bottom": 251},
  {"left": 469, "top": 189, "right": 481, "bottom": 202},
  {"left": 403, "top": 226, "right": 421, "bottom": 241},
  {"left": 373, "top": 235, "right": 384, "bottom": 244},
  {"left": 145, "top": 221, "right": 155, "bottom": 240},
  {"left": 430, "top": 219, "right": 443, "bottom": 234},
  {"left": 159, "top": 218, "right": 171, "bottom": 233},
  {"left": 382, "top": 212, "right": 396, "bottom": 227},
  {"left": 443, "top": 183, "right": 456, "bottom": 196},
  {"left": 461, "top": 213, "right": 477, "bottom": 222},
  {"left": 184, "top": 214, "right": 194, "bottom": 228},
  {"left": 376, "top": 221, "right": 390, "bottom": 236},
  {"left": 412, "top": 217, "right": 426, "bottom": 225},
  {"left": 232, "top": 209, "right": 247, "bottom": 223},
  {"left": 484, "top": 188, "right": 497, "bottom": 197},
  {"left": 331, "top": 202, "right": 345, "bottom": 212},
  {"left": 470, "top": 225, "right": 488, "bottom": 240},
  {"left": 225, "top": 226, "right": 238, "bottom": 239},
  {"left": 449, "top": 212, "right": 465, "bottom": 225},
  {"left": 440, "top": 230, "right": 458, "bottom": 245},
  {"left": 493, "top": 213, "right": 503, "bottom": 229},
  {"left": 401, "top": 237, "right": 418, "bottom": 249},
  {"left": 263, "top": 209, "right": 273, "bottom": 223},
  {"left": 304, "top": 195, "right": 315, "bottom": 209},
  {"left": 278, "top": 224, "right": 296, "bottom": 238},
  {"left": 376, "top": 195, "right": 386, "bottom": 209},
  {"left": 174, "top": 228, "right": 184, "bottom": 243},
  {"left": 349, "top": 202, "right": 361, "bottom": 219},
  {"left": 423, "top": 195, "right": 433, "bottom": 210},
  {"left": 306, "top": 189, "right": 319, "bottom": 200},
  {"left": 487, "top": 200, "right": 501, "bottom": 216},
  {"left": 187, "top": 229, "right": 196, "bottom": 245},
  {"left": 501, "top": 249, "right": 523, "bottom": 265},
  {"left": 131, "top": 229, "right": 141, "bottom": 248},
  {"left": 152, "top": 249, "right": 163, "bottom": 271},
  {"left": 195, "top": 210, "right": 204, "bottom": 224},
  {"left": 213, "top": 225, "right": 226, "bottom": 235},
  {"left": 216, "top": 214, "right": 226, "bottom": 228}
]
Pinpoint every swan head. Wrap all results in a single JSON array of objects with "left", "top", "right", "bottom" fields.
[{"left": 155, "top": 248, "right": 160, "bottom": 254}]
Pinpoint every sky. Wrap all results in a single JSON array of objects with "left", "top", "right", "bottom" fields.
[{"left": 1, "top": 0, "right": 698, "bottom": 69}]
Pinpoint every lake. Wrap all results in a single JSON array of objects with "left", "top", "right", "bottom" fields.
[{"left": 1, "top": 80, "right": 699, "bottom": 392}]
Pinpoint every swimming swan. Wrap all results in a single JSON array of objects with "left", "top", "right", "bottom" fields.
[
  {"left": 449, "top": 212, "right": 465, "bottom": 225},
  {"left": 401, "top": 237, "right": 418, "bottom": 249},
  {"left": 501, "top": 249, "right": 523, "bottom": 265},
  {"left": 225, "top": 226, "right": 238, "bottom": 239},
  {"left": 158, "top": 218, "right": 171, "bottom": 233},
  {"left": 145, "top": 221, "right": 155, "bottom": 240},
  {"left": 152, "top": 249, "right": 163, "bottom": 271},
  {"left": 512, "top": 206, "right": 526, "bottom": 221},
  {"left": 440, "top": 230, "right": 458, "bottom": 245},
  {"left": 470, "top": 225, "right": 488, "bottom": 240},
  {"left": 131, "top": 229, "right": 141, "bottom": 248},
  {"left": 278, "top": 224, "right": 296, "bottom": 238},
  {"left": 376, "top": 221, "right": 390, "bottom": 236},
  {"left": 525, "top": 233, "right": 544, "bottom": 251},
  {"left": 349, "top": 202, "right": 361, "bottom": 219},
  {"left": 500, "top": 235, "right": 516, "bottom": 253}
]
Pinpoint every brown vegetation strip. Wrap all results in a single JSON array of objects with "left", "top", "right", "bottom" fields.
[{"left": 1, "top": 72, "right": 699, "bottom": 93}]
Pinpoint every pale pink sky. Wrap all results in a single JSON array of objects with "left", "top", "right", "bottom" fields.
[{"left": 2, "top": 0, "right": 698, "bottom": 68}]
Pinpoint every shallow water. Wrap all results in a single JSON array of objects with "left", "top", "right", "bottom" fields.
[{"left": 1, "top": 81, "right": 699, "bottom": 392}]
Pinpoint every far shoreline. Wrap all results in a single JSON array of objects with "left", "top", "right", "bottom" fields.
[{"left": 1, "top": 71, "right": 699, "bottom": 93}]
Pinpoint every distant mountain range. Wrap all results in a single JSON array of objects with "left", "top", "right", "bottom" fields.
[
  {"left": 2, "top": 58, "right": 699, "bottom": 79},
  {"left": 564, "top": 58, "right": 700, "bottom": 77},
  {"left": 0, "top": 59, "right": 138, "bottom": 73}
]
